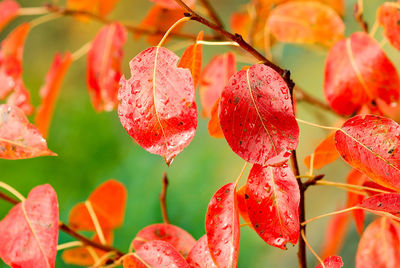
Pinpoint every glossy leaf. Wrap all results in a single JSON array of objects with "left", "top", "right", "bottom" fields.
[
  {"left": 236, "top": 185, "right": 251, "bottom": 224},
  {"left": 186, "top": 235, "right": 217, "bottom": 268},
  {"left": 205, "top": 183, "right": 240, "bottom": 268},
  {"left": 0, "top": 184, "right": 59, "bottom": 268},
  {"left": 346, "top": 169, "right": 367, "bottom": 234},
  {"left": 0, "top": 105, "right": 56, "bottom": 159},
  {"left": 316, "top": 256, "right": 344, "bottom": 268},
  {"left": 150, "top": 0, "right": 195, "bottom": 9},
  {"left": 378, "top": 2, "right": 400, "bottom": 50},
  {"left": 359, "top": 193, "right": 400, "bottom": 215},
  {"left": 66, "top": 0, "right": 120, "bottom": 17},
  {"left": 131, "top": 223, "right": 196, "bottom": 258},
  {"left": 35, "top": 52, "right": 72, "bottom": 138},
  {"left": 199, "top": 53, "right": 236, "bottom": 117},
  {"left": 324, "top": 32, "right": 400, "bottom": 115},
  {"left": 219, "top": 64, "right": 299, "bottom": 166},
  {"left": 87, "top": 23, "right": 127, "bottom": 112},
  {"left": 0, "top": 0, "right": 19, "bottom": 32},
  {"left": 335, "top": 115, "right": 400, "bottom": 191},
  {"left": 135, "top": 240, "right": 190, "bottom": 268},
  {"left": 304, "top": 132, "right": 339, "bottom": 170},
  {"left": 178, "top": 31, "right": 203, "bottom": 87},
  {"left": 118, "top": 47, "right": 197, "bottom": 165},
  {"left": 245, "top": 164, "right": 300, "bottom": 249},
  {"left": 267, "top": 1, "right": 344, "bottom": 47},
  {"left": 68, "top": 179, "right": 127, "bottom": 231},
  {"left": 208, "top": 99, "right": 224, "bottom": 139},
  {"left": 356, "top": 218, "right": 400, "bottom": 268}
]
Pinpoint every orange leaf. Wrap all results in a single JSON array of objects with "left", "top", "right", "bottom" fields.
[
  {"left": 0, "top": 104, "right": 56, "bottom": 159},
  {"left": 267, "top": 1, "right": 344, "bottom": 47},
  {"left": 150, "top": 0, "right": 195, "bottom": 10},
  {"left": 304, "top": 132, "right": 339, "bottom": 170},
  {"left": 346, "top": 169, "right": 367, "bottom": 234},
  {"left": 66, "top": 0, "right": 120, "bottom": 17},
  {"left": 35, "top": 52, "right": 72, "bottom": 138},
  {"left": 178, "top": 31, "right": 203, "bottom": 87},
  {"left": 208, "top": 99, "right": 224, "bottom": 139},
  {"left": 236, "top": 184, "right": 251, "bottom": 224},
  {"left": 0, "top": 0, "right": 19, "bottom": 32},
  {"left": 68, "top": 179, "right": 127, "bottom": 231}
]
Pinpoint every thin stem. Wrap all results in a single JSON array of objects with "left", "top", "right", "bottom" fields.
[
  {"left": 18, "top": 7, "right": 49, "bottom": 16},
  {"left": 309, "top": 153, "right": 315, "bottom": 177},
  {"left": 198, "top": 0, "right": 224, "bottom": 29},
  {"left": 71, "top": 41, "right": 92, "bottom": 61},
  {"left": 196, "top": 40, "right": 239, "bottom": 46},
  {"left": 56, "top": 241, "right": 83, "bottom": 251},
  {"left": 301, "top": 230, "right": 325, "bottom": 268},
  {"left": 30, "top": 13, "right": 61, "bottom": 28},
  {"left": 0, "top": 181, "right": 26, "bottom": 202},
  {"left": 369, "top": 18, "right": 379, "bottom": 38},
  {"left": 157, "top": 17, "right": 191, "bottom": 47},
  {"left": 235, "top": 162, "right": 249, "bottom": 186},
  {"left": 159, "top": 173, "right": 170, "bottom": 224},
  {"left": 301, "top": 207, "right": 357, "bottom": 226},
  {"left": 91, "top": 250, "right": 116, "bottom": 267},
  {"left": 84, "top": 200, "right": 106, "bottom": 245},
  {"left": 294, "top": 86, "right": 338, "bottom": 116},
  {"left": 296, "top": 118, "right": 339, "bottom": 131},
  {"left": 316, "top": 180, "right": 391, "bottom": 195}
]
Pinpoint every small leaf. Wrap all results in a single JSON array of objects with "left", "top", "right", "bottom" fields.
[
  {"left": 0, "top": 0, "right": 19, "bottom": 32},
  {"left": 178, "top": 31, "right": 203, "bottom": 87},
  {"left": 150, "top": 0, "right": 195, "bottom": 9},
  {"left": 135, "top": 240, "right": 190, "bottom": 268},
  {"left": 267, "top": 1, "right": 344, "bottom": 47},
  {"left": 68, "top": 179, "right": 127, "bottom": 231},
  {"left": 335, "top": 115, "right": 400, "bottom": 191},
  {"left": 131, "top": 223, "right": 196, "bottom": 258},
  {"left": 186, "top": 235, "right": 217, "bottom": 268},
  {"left": 316, "top": 256, "right": 344, "bottom": 268},
  {"left": 378, "top": 2, "right": 400, "bottom": 51},
  {"left": 0, "top": 184, "right": 59, "bottom": 268},
  {"left": 87, "top": 23, "right": 127, "bottom": 112},
  {"left": 205, "top": 183, "right": 240, "bottom": 268},
  {"left": 324, "top": 32, "right": 400, "bottom": 115},
  {"left": 35, "top": 52, "right": 72, "bottom": 138},
  {"left": 199, "top": 53, "right": 236, "bottom": 117},
  {"left": 219, "top": 64, "right": 299, "bottom": 166},
  {"left": 245, "top": 164, "right": 300, "bottom": 249},
  {"left": 118, "top": 47, "right": 197, "bottom": 165},
  {"left": 0, "top": 105, "right": 56, "bottom": 159},
  {"left": 208, "top": 99, "right": 224, "bottom": 139},
  {"left": 236, "top": 185, "right": 251, "bottom": 225},
  {"left": 346, "top": 169, "right": 367, "bottom": 234},
  {"left": 304, "top": 132, "right": 339, "bottom": 169}
]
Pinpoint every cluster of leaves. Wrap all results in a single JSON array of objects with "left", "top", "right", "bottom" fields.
[{"left": 2, "top": 0, "right": 400, "bottom": 267}]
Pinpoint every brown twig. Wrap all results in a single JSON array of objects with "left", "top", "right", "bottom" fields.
[
  {"left": 198, "top": 0, "right": 224, "bottom": 29},
  {"left": 354, "top": 1, "right": 368, "bottom": 32},
  {"left": 159, "top": 172, "right": 170, "bottom": 224},
  {"left": 303, "top": 174, "right": 325, "bottom": 190},
  {"left": 0, "top": 190, "right": 125, "bottom": 259},
  {"left": 294, "top": 86, "right": 339, "bottom": 116}
]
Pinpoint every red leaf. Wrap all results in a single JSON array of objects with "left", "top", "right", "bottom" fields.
[
  {"left": 205, "top": 183, "right": 240, "bottom": 268},
  {"left": 131, "top": 223, "right": 196, "bottom": 258},
  {"left": 324, "top": 32, "right": 400, "bottom": 115},
  {"left": 346, "top": 169, "right": 367, "bottom": 234},
  {"left": 359, "top": 193, "right": 400, "bottom": 216},
  {"left": 356, "top": 218, "right": 400, "bottom": 268},
  {"left": 236, "top": 185, "right": 251, "bottom": 224},
  {"left": 87, "top": 23, "right": 127, "bottom": 112},
  {"left": 0, "top": 105, "right": 56, "bottom": 159},
  {"left": 0, "top": 0, "right": 19, "bottom": 32},
  {"left": 335, "top": 114, "right": 400, "bottom": 191},
  {"left": 178, "top": 31, "right": 203, "bottom": 88},
  {"left": 316, "top": 256, "right": 343, "bottom": 268},
  {"left": 0, "top": 184, "right": 59, "bottom": 268},
  {"left": 378, "top": 2, "right": 400, "bottom": 50},
  {"left": 208, "top": 99, "right": 224, "bottom": 139},
  {"left": 245, "top": 164, "right": 300, "bottom": 249},
  {"left": 304, "top": 132, "right": 339, "bottom": 170},
  {"left": 150, "top": 0, "right": 195, "bottom": 9},
  {"left": 135, "top": 240, "right": 190, "bottom": 268},
  {"left": 35, "top": 52, "right": 72, "bottom": 138},
  {"left": 118, "top": 47, "right": 197, "bottom": 165},
  {"left": 363, "top": 181, "right": 395, "bottom": 196},
  {"left": 186, "top": 235, "right": 217, "bottom": 268},
  {"left": 219, "top": 64, "right": 299, "bottom": 166},
  {"left": 199, "top": 53, "right": 236, "bottom": 117},
  {"left": 68, "top": 179, "right": 127, "bottom": 231}
]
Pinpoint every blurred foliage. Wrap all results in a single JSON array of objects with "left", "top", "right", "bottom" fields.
[{"left": 0, "top": 0, "right": 396, "bottom": 267}]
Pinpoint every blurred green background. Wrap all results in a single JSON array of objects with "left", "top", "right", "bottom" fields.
[{"left": 0, "top": 0, "right": 397, "bottom": 267}]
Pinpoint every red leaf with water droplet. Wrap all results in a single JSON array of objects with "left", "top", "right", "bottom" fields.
[
  {"left": 68, "top": 179, "right": 127, "bottom": 231},
  {"left": 378, "top": 2, "right": 400, "bottom": 51},
  {"left": 35, "top": 52, "right": 72, "bottom": 138},
  {"left": 205, "top": 183, "right": 240, "bottom": 268},
  {"left": 324, "top": 32, "right": 400, "bottom": 115},
  {"left": 316, "top": 256, "right": 343, "bottom": 268},
  {"left": 178, "top": 31, "right": 203, "bottom": 88},
  {"left": 335, "top": 114, "right": 400, "bottom": 191},
  {"left": 199, "top": 53, "right": 236, "bottom": 118},
  {"left": 118, "top": 47, "right": 197, "bottom": 165},
  {"left": 0, "top": 0, "right": 19, "bottom": 32},
  {"left": 208, "top": 99, "right": 224, "bottom": 139},
  {"left": 304, "top": 132, "right": 339, "bottom": 170},
  {"left": 150, "top": 0, "right": 195, "bottom": 9},
  {"left": 236, "top": 184, "right": 251, "bottom": 225},
  {"left": 0, "top": 105, "right": 56, "bottom": 159},
  {"left": 359, "top": 193, "right": 400, "bottom": 216},
  {"left": 135, "top": 240, "right": 190, "bottom": 268},
  {"left": 356, "top": 218, "right": 400, "bottom": 268},
  {"left": 131, "top": 223, "right": 196, "bottom": 258},
  {"left": 346, "top": 169, "right": 367, "bottom": 234},
  {"left": 186, "top": 235, "right": 217, "bottom": 268},
  {"left": 219, "top": 64, "right": 299, "bottom": 166},
  {"left": 0, "top": 184, "right": 59, "bottom": 268},
  {"left": 87, "top": 23, "right": 127, "bottom": 112},
  {"left": 245, "top": 164, "right": 300, "bottom": 249}
]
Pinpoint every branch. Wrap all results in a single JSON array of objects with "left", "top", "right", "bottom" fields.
[
  {"left": 303, "top": 174, "right": 325, "bottom": 190},
  {"left": 159, "top": 172, "right": 170, "bottom": 224},
  {"left": 354, "top": 0, "right": 368, "bottom": 32},
  {"left": 0, "top": 190, "right": 125, "bottom": 259},
  {"left": 198, "top": 0, "right": 224, "bottom": 29},
  {"left": 294, "top": 86, "right": 339, "bottom": 116}
]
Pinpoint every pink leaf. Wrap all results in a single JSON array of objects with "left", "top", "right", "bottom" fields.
[
  {"left": 0, "top": 0, "right": 19, "bottom": 32},
  {"left": 186, "top": 235, "right": 217, "bottom": 268},
  {"left": 316, "top": 256, "right": 343, "bottom": 268}
]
